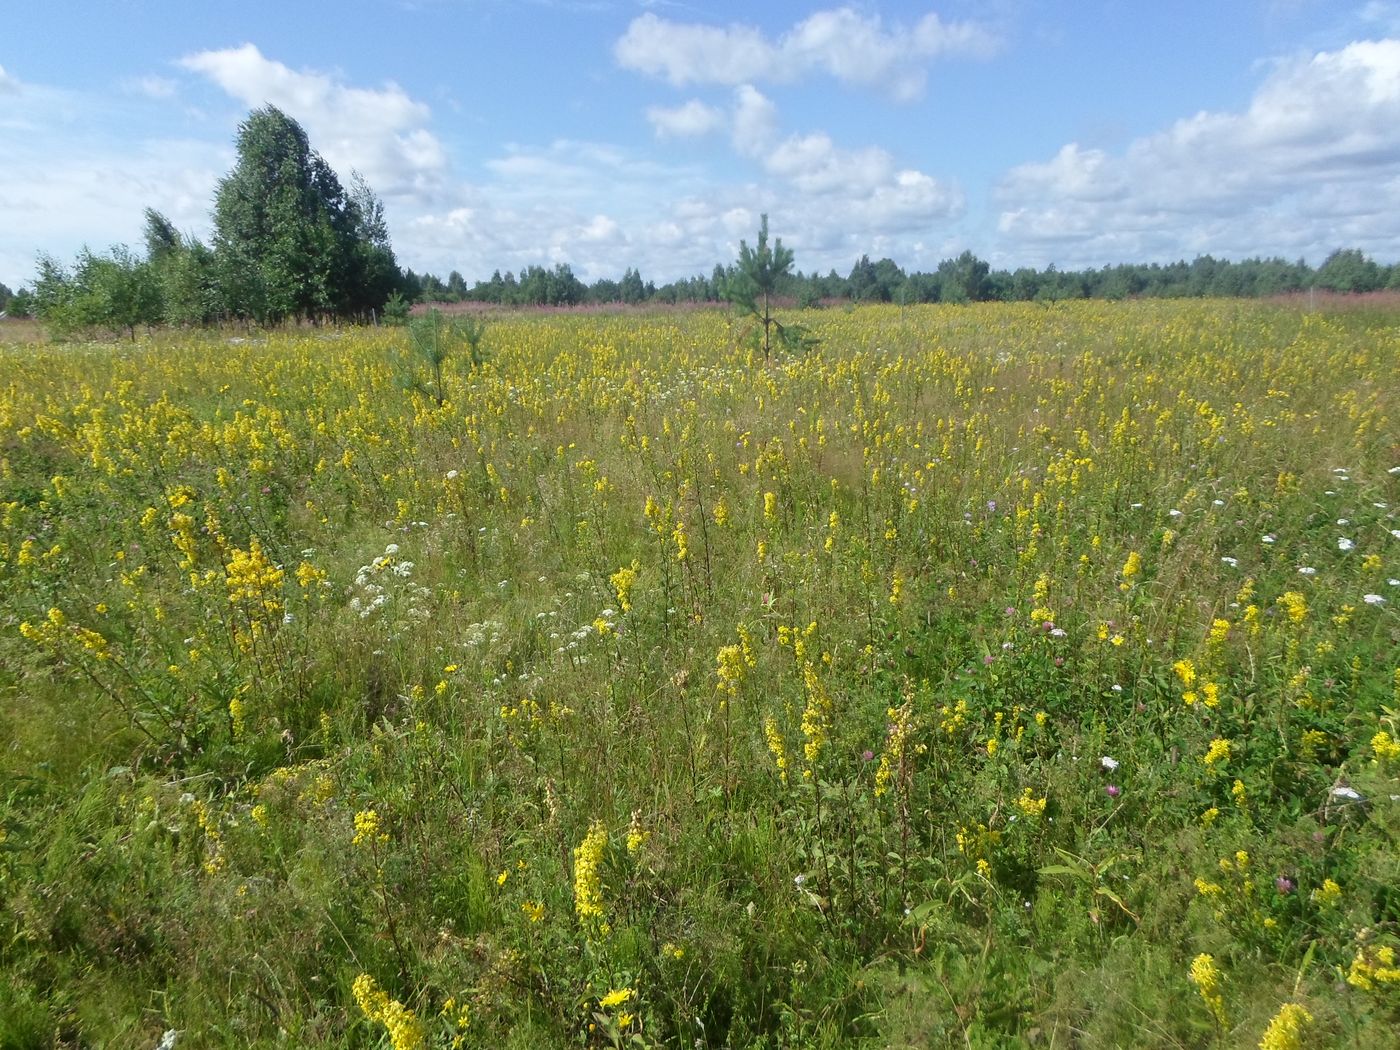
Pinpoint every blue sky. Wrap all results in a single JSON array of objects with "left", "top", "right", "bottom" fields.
[{"left": 3, "top": 1, "right": 1400, "bottom": 290}]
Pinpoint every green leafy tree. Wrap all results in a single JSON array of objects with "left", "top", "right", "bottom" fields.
[
  {"left": 32, "top": 246, "right": 161, "bottom": 339},
  {"left": 1315, "top": 248, "right": 1384, "bottom": 293},
  {"left": 724, "top": 214, "right": 814, "bottom": 360},
  {"left": 213, "top": 106, "right": 392, "bottom": 323},
  {"left": 143, "top": 209, "right": 221, "bottom": 326},
  {"left": 936, "top": 250, "right": 990, "bottom": 303},
  {"left": 347, "top": 171, "right": 402, "bottom": 315}
]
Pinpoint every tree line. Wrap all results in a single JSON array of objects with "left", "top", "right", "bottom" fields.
[{"left": 412, "top": 247, "right": 1398, "bottom": 310}]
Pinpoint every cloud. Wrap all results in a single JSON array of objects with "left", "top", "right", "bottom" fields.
[
  {"left": 0, "top": 137, "right": 222, "bottom": 288},
  {"left": 646, "top": 99, "right": 724, "bottom": 138},
  {"left": 728, "top": 85, "right": 963, "bottom": 226},
  {"left": 995, "top": 38, "right": 1400, "bottom": 266},
  {"left": 615, "top": 8, "right": 999, "bottom": 99},
  {"left": 123, "top": 75, "right": 178, "bottom": 100},
  {"left": 179, "top": 43, "right": 448, "bottom": 201},
  {"left": 402, "top": 86, "right": 965, "bottom": 287},
  {"left": 730, "top": 84, "right": 777, "bottom": 155},
  {"left": 0, "top": 64, "right": 20, "bottom": 94}
]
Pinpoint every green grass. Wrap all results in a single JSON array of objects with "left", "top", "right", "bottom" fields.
[{"left": 1, "top": 299, "right": 1399, "bottom": 1048}]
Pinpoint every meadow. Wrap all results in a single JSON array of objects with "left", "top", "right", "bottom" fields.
[{"left": 1, "top": 299, "right": 1398, "bottom": 1049}]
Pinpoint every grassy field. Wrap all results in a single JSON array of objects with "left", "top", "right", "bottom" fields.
[{"left": 2, "top": 300, "right": 1398, "bottom": 1048}]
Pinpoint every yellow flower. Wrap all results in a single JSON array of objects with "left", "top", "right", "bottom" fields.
[
  {"left": 1311, "top": 878, "right": 1341, "bottom": 906},
  {"left": 1373, "top": 730, "right": 1400, "bottom": 764},
  {"left": 762, "top": 715, "right": 790, "bottom": 783},
  {"left": 573, "top": 820, "right": 608, "bottom": 929},
  {"left": 1277, "top": 591, "right": 1307, "bottom": 625},
  {"left": 1015, "top": 787, "right": 1047, "bottom": 818},
  {"left": 1203, "top": 738, "right": 1231, "bottom": 769},
  {"left": 600, "top": 987, "right": 634, "bottom": 1009},
  {"left": 1347, "top": 943, "right": 1400, "bottom": 990},
  {"left": 353, "top": 974, "right": 425, "bottom": 1050},
  {"left": 521, "top": 900, "right": 545, "bottom": 923},
  {"left": 1257, "top": 1002, "right": 1312, "bottom": 1050},
  {"left": 610, "top": 563, "right": 638, "bottom": 613},
  {"left": 626, "top": 810, "right": 649, "bottom": 854},
  {"left": 1121, "top": 550, "right": 1142, "bottom": 584},
  {"left": 352, "top": 808, "right": 388, "bottom": 848},
  {"left": 1188, "top": 953, "right": 1228, "bottom": 1027}
]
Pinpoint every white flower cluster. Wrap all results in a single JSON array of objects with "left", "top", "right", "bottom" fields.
[{"left": 347, "top": 541, "right": 430, "bottom": 621}]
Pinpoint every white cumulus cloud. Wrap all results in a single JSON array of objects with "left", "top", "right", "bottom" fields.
[
  {"left": 996, "top": 38, "right": 1400, "bottom": 266},
  {"left": 615, "top": 7, "right": 999, "bottom": 99},
  {"left": 179, "top": 43, "right": 448, "bottom": 201},
  {"left": 646, "top": 99, "right": 725, "bottom": 139}
]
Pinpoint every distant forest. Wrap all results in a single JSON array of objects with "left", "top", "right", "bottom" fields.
[{"left": 403, "top": 247, "right": 1400, "bottom": 310}]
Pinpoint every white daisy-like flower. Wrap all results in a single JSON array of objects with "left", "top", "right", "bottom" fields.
[
  {"left": 1221, "top": 556, "right": 1238, "bottom": 567},
  {"left": 1168, "top": 508, "right": 1183, "bottom": 518},
  {"left": 1338, "top": 537, "right": 1355, "bottom": 551},
  {"left": 1390, "top": 579, "right": 1400, "bottom": 586},
  {"left": 1363, "top": 594, "right": 1386, "bottom": 605},
  {"left": 1100, "top": 756, "right": 1120, "bottom": 772},
  {"left": 1390, "top": 530, "right": 1400, "bottom": 540},
  {"left": 1212, "top": 499, "right": 1225, "bottom": 507},
  {"left": 1337, "top": 518, "right": 1350, "bottom": 526},
  {"left": 1389, "top": 466, "right": 1400, "bottom": 475},
  {"left": 1298, "top": 566, "right": 1317, "bottom": 576},
  {"left": 1262, "top": 534, "right": 1276, "bottom": 544}
]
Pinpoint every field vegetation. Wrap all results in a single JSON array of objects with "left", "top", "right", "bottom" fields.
[{"left": 2, "top": 299, "right": 1399, "bottom": 1048}]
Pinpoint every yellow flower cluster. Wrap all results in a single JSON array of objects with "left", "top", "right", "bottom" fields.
[
  {"left": 1311, "top": 878, "right": 1342, "bottom": 907},
  {"left": 626, "top": 810, "right": 649, "bottom": 855},
  {"left": 1188, "top": 952, "right": 1228, "bottom": 1027},
  {"left": 1203, "top": 738, "right": 1232, "bottom": 769},
  {"left": 573, "top": 820, "right": 608, "bottom": 930},
  {"left": 1256, "top": 1002, "right": 1312, "bottom": 1050},
  {"left": 225, "top": 537, "right": 284, "bottom": 614},
  {"left": 1119, "top": 550, "right": 1142, "bottom": 590},
  {"left": 352, "top": 808, "right": 388, "bottom": 848},
  {"left": 1373, "top": 730, "right": 1400, "bottom": 764},
  {"left": 1346, "top": 943, "right": 1400, "bottom": 990},
  {"left": 1015, "top": 788, "right": 1047, "bottom": 818},
  {"left": 352, "top": 973, "right": 425, "bottom": 1050},
  {"left": 764, "top": 716, "right": 789, "bottom": 784},
  {"left": 1277, "top": 591, "right": 1307, "bottom": 625},
  {"left": 873, "top": 703, "right": 912, "bottom": 798},
  {"left": 609, "top": 563, "right": 638, "bottom": 613}
]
